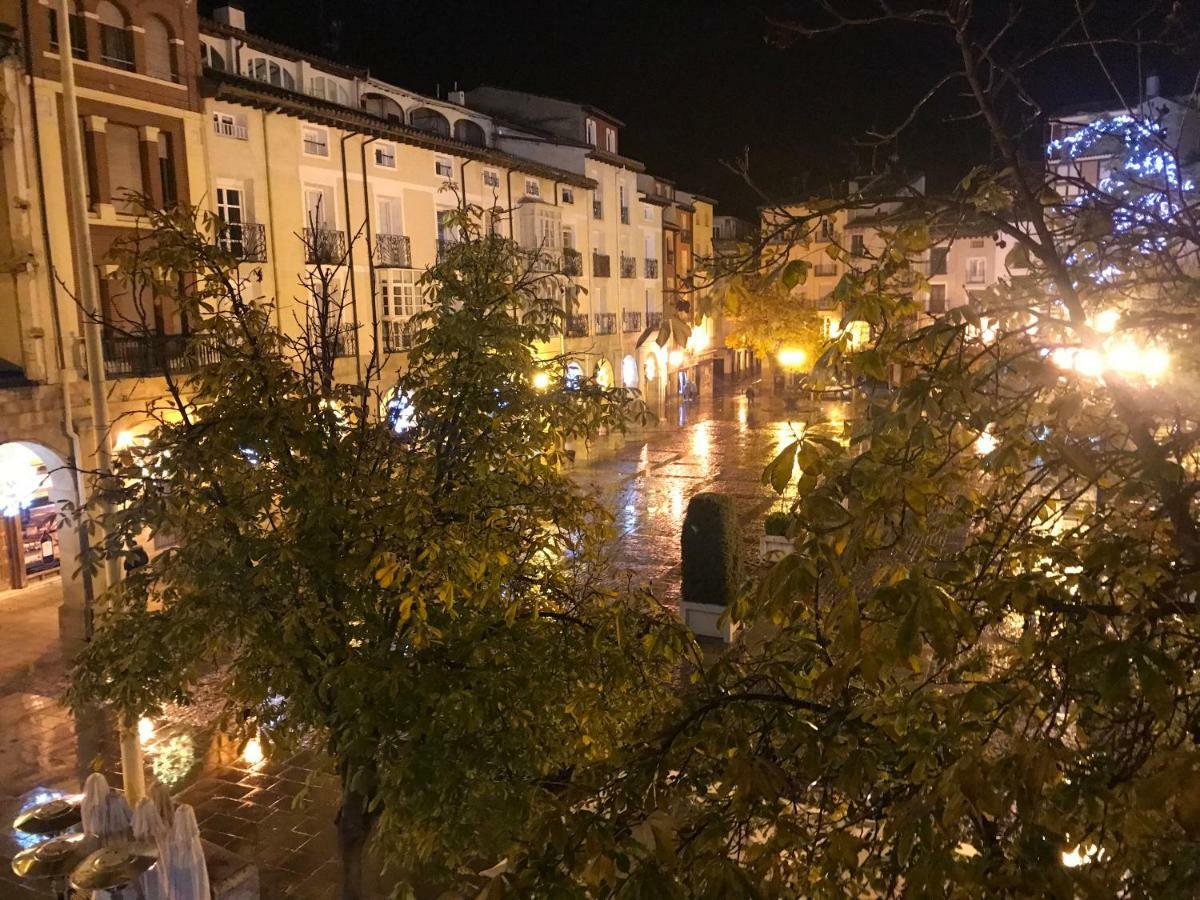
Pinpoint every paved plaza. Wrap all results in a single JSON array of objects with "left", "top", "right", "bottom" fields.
[{"left": 0, "top": 388, "right": 814, "bottom": 897}]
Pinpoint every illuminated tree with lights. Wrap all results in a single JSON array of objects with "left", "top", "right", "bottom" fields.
[
  {"left": 66, "top": 203, "right": 683, "bottom": 898},
  {"left": 483, "top": 4, "right": 1200, "bottom": 897}
]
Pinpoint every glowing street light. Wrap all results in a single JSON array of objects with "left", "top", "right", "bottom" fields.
[
  {"left": 137, "top": 717, "right": 155, "bottom": 744},
  {"left": 1093, "top": 308, "right": 1120, "bottom": 333},
  {"left": 776, "top": 347, "right": 807, "bottom": 369},
  {"left": 531, "top": 371, "right": 551, "bottom": 391},
  {"left": 974, "top": 426, "right": 997, "bottom": 456},
  {"left": 668, "top": 350, "right": 686, "bottom": 368},
  {"left": 242, "top": 734, "right": 264, "bottom": 767}
]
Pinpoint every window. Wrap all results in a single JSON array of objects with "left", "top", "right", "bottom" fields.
[
  {"left": 304, "top": 185, "right": 334, "bottom": 228},
  {"left": 212, "top": 112, "right": 247, "bottom": 140},
  {"left": 96, "top": 1, "right": 133, "bottom": 71},
  {"left": 309, "top": 76, "right": 349, "bottom": 105},
  {"left": 970, "top": 238, "right": 986, "bottom": 248},
  {"left": 48, "top": 3, "right": 87, "bottom": 59},
  {"left": 199, "top": 42, "right": 225, "bottom": 71},
  {"left": 966, "top": 257, "right": 986, "bottom": 284},
  {"left": 107, "top": 123, "right": 142, "bottom": 213},
  {"left": 605, "top": 130, "right": 616, "bottom": 153},
  {"left": 144, "top": 16, "right": 176, "bottom": 82},
  {"left": 216, "top": 185, "right": 245, "bottom": 254},
  {"left": 374, "top": 143, "right": 396, "bottom": 168},
  {"left": 158, "top": 132, "right": 176, "bottom": 207},
  {"left": 561, "top": 188, "right": 574, "bottom": 204},
  {"left": 850, "top": 233, "right": 865, "bottom": 256},
  {"left": 928, "top": 284, "right": 947, "bottom": 313},
  {"left": 302, "top": 127, "right": 329, "bottom": 157},
  {"left": 585, "top": 118, "right": 597, "bottom": 145},
  {"left": 593, "top": 198, "right": 603, "bottom": 220},
  {"left": 411, "top": 108, "right": 451, "bottom": 137},
  {"left": 483, "top": 169, "right": 500, "bottom": 189},
  {"left": 562, "top": 226, "right": 576, "bottom": 250},
  {"left": 435, "top": 158, "right": 454, "bottom": 178},
  {"left": 379, "top": 269, "right": 423, "bottom": 351},
  {"left": 643, "top": 206, "right": 654, "bottom": 222},
  {"left": 246, "top": 57, "right": 295, "bottom": 90},
  {"left": 524, "top": 178, "right": 541, "bottom": 197}
]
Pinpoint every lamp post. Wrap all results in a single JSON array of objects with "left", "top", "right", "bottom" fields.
[{"left": 54, "top": 0, "right": 145, "bottom": 805}]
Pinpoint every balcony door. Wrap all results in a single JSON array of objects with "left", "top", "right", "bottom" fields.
[
  {"left": 216, "top": 185, "right": 245, "bottom": 256},
  {"left": 304, "top": 186, "right": 334, "bottom": 230}
]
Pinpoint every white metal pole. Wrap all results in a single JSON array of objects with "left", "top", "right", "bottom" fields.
[{"left": 53, "top": 0, "right": 145, "bottom": 805}]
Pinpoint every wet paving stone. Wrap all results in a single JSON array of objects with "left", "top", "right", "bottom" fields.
[{"left": 0, "top": 389, "right": 823, "bottom": 897}]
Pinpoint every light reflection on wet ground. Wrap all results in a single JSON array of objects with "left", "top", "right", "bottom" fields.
[
  {"left": 0, "top": 389, "right": 833, "bottom": 897},
  {"left": 572, "top": 392, "right": 826, "bottom": 605}
]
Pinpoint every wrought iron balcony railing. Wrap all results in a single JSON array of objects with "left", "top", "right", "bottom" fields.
[
  {"left": 594, "top": 312, "right": 617, "bottom": 335},
  {"left": 219, "top": 221, "right": 267, "bottom": 262},
  {"left": 619, "top": 255, "right": 637, "bottom": 278},
  {"left": 564, "top": 248, "right": 583, "bottom": 276},
  {"left": 566, "top": 314, "right": 589, "bottom": 338},
  {"left": 592, "top": 253, "right": 611, "bottom": 278},
  {"left": 102, "top": 334, "right": 220, "bottom": 379},
  {"left": 644, "top": 258, "right": 659, "bottom": 279},
  {"left": 304, "top": 227, "right": 347, "bottom": 265},
  {"left": 646, "top": 311, "right": 663, "bottom": 331},
  {"left": 374, "top": 233, "right": 412, "bottom": 268},
  {"left": 437, "top": 238, "right": 461, "bottom": 262},
  {"left": 622, "top": 310, "right": 642, "bottom": 333},
  {"left": 592, "top": 200, "right": 604, "bottom": 220},
  {"left": 326, "top": 325, "right": 357, "bottom": 358},
  {"left": 383, "top": 318, "right": 420, "bottom": 353}
]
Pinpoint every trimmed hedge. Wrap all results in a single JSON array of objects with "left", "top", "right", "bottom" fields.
[
  {"left": 764, "top": 511, "right": 792, "bottom": 537},
  {"left": 681, "top": 492, "right": 742, "bottom": 608}
]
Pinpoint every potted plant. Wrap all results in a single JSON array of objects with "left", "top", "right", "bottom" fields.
[
  {"left": 761, "top": 511, "right": 793, "bottom": 563},
  {"left": 680, "top": 492, "right": 742, "bottom": 642}
]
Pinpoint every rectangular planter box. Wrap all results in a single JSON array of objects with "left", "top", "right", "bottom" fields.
[{"left": 681, "top": 600, "right": 737, "bottom": 643}]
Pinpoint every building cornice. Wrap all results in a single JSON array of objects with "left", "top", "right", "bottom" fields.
[{"left": 201, "top": 70, "right": 597, "bottom": 189}]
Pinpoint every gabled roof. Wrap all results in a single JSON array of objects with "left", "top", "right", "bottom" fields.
[
  {"left": 201, "top": 70, "right": 596, "bottom": 189},
  {"left": 585, "top": 148, "right": 646, "bottom": 172}
]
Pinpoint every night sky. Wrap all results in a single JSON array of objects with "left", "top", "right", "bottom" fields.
[{"left": 201, "top": 0, "right": 1198, "bottom": 218}]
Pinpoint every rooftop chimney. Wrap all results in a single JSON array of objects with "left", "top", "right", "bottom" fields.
[
  {"left": 213, "top": 4, "right": 246, "bottom": 30},
  {"left": 448, "top": 90, "right": 466, "bottom": 106},
  {"left": 1146, "top": 74, "right": 1161, "bottom": 98}
]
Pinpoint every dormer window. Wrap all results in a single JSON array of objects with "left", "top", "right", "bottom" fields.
[
  {"left": 562, "top": 188, "right": 574, "bottom": 204},
  {"left": 605, "top": 130, "right": 616, "bottom": 153},
  {"left": 585, "top": 118, "right": 597, "bottom": 146},
  {"left": 524, "top": 178, "right": 541, "bottom": 198}
]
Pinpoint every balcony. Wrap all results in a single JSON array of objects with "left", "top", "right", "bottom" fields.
[
  {"left": 619, "top": 255, "right": 637, "bottom": 278},
  {"left": 680, "top": 229, "right": 693, "bottom": 245},
  {"left": 304, "top": 227, "right": 347, "bottom": 265},
  {"left": 594, "top": 312, "right": 616, "bottom": 336},
  {"left": 325, "top": 325, "right": 357, "bottom": 358},
  {"left": 383, "top": 318, "right": 420, "bottom": 353},
  {"left": 622, "top": 310, "right": 642, "bottom": 333},
  {"left": 102, "top": 334, "right": 220, "bottom": 379},
  {"left": 620, "top": 206, "right": 630, "bottom": 225},
  {"left": 437, "top": 238, "right": 460, "bottom": 262},
  {"left": 219, "top": 222, "right": 267, "bottom": 263},
  {"left": 592, "top": 253, "right": 611, "bottom": 278},
  {"left": 592, "top": 200, "right": 603, "bottom": 220},
  {"left": 375, "top": 233, "right": 412, "bottom": 268},
  {"left": 644, "top": 258, "right": 659, "bottom": 279},
  {"left": 213, "top": 118, "right": 249, "bottom": 140},
  {"left": 566, "top": 314, "right": 589, "bottom": 338},
  {"left": 563, "top": 248, "right": 583, "bottom": 276},
  {"left": 646, "top": 311, "right": 663, "bottom": 331}
]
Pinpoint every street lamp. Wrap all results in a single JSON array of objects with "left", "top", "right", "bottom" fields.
[{"left": 776, "top": 347, "right": 807, "bottom": 368}]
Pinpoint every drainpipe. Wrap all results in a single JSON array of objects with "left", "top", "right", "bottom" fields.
[
  {"left": 358, "top": 137, "right": 379, "bottom": 364},
  {"left": 18, "top": 0, "right": 95, "bottom": 635},
  {"left": 339, "top": 132, "right": 363, "bottom": 382},
  {"left": 505, "top": 169, "right": 514, "bottom": 239},
  {"left": 258, "top": 108, "right": 283, "bottom": 330},
  {"left": 54, "top": 0, "right": 144, "bottom": 805}
]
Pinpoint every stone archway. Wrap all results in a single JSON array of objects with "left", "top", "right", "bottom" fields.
[{"left": 0, "top": 440, "right": 86, "bottom": 634}]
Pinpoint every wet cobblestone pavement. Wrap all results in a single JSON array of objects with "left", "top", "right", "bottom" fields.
[{"left": 0, "top": 388, "right": 821, "bottom": 898}]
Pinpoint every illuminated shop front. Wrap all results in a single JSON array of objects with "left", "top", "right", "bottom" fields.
[{"left": 0, "top": 443, "right": 60, "bottom": 590}]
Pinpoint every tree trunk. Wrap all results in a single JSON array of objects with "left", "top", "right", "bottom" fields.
[{"left": 336, "top": 778, "right": 375, "bottom": 900}]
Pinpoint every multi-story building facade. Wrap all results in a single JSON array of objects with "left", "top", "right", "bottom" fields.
[
  {"left": 0, "top": 0, "right": 208, "bottom": 620},
  {"left": 197, "top": 7, "right": 597, "bottom": 390},
  {"left": 0, "top": 0, "right": 724, "bottom": 618}
]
